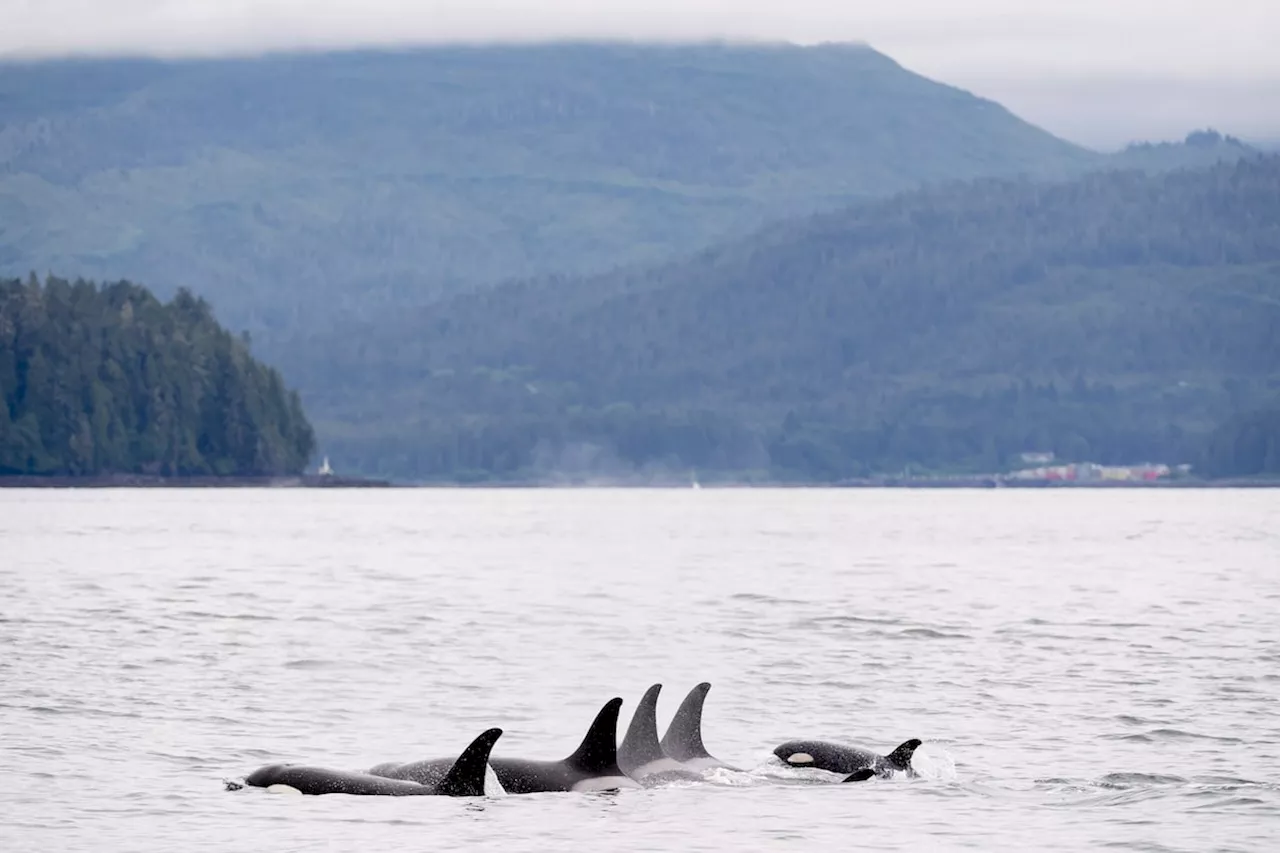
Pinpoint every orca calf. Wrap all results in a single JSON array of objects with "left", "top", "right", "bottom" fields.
[
  {"left": 659, "top": 682, "right": 739, "bottom": 772},
  {"left": 772, "top": 738, "right": 922, "bottom": 783},
  {"left": 618, "top": 684, "right": 708, "bottom": 785},
  {"left": 372, "top": 697, "right": 637, "bottom": 794},
  {"left": 243, "top": 727, "right": 502, "bottom": 796}
]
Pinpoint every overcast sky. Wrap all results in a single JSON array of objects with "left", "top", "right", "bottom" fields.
[{"left": 3, "top": 0, "right": 1278, "bottom": 148}]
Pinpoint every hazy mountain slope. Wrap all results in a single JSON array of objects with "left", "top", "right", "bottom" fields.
[
  {"left": 312, "top": 156, "right": 1280, "bottom": 481},
  {"left": 1, "top": 42, "right": 1101, "bottom": 343}
]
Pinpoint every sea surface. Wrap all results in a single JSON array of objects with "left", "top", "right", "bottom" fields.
[{"left": 1, "top": 488, "right": 1277, "bottom": 851}]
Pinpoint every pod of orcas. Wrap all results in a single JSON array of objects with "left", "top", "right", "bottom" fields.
[{"left": 234, "top": 682, "right": 923, "bottom": 797}]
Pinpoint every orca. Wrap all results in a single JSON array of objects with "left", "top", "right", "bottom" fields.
[
  {"left": 618, "top": 684, "right": 707, "bottom": 785},
  {"left": 372, "top": 697, "right": 637, "bottom": 794},
  {"left": 772, "top": 738, "right": 922, "bottom": 783},
  {"left": 659, "top": 682, "right": 739, "bottom": 772},
  {"left": 242, "top": 727, "right": 502, "bottom": 796}
]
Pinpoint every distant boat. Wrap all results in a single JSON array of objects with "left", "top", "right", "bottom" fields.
[{"left": 318, "top": 456, "right": 334, "bottom": 476}]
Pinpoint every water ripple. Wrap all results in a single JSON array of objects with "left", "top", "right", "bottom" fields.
[{"left": 1, "top": 489, "right": 1277, "bottom": 852}]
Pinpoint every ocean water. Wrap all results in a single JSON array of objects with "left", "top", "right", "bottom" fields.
[{"left": 1, "top": 488, "right": 1277, "bottom": 851}]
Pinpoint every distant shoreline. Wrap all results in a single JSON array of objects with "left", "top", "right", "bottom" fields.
[
  {"left": 832, "top": 478, "right": 1280, "bottom": 489},
  {"left": 0, "top": 475, "right": 1276, "bottom": 489},
  {"left": 0, "top": 474, "right": 392, "bottom": 489},
  {"left": 2, "top": 471, "right": 1280, "bottom": 491}
]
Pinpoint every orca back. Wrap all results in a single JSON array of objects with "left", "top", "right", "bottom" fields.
[{"left": 245, "top": 764, "right": 442, "bottom": 796}]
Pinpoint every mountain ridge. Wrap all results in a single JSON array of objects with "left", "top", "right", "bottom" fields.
[
  {"left": 304, "top": 155, "right": 1280, "bottom": 481},
  {"left": 2, "top": 42, "right": 1268, "bottom": 481},
  {"left": 2, "top": 44, "right": 1253, "bottom": 344},
  {"left": 0, "top": 41, "right": 1110, "bottom": 339}
]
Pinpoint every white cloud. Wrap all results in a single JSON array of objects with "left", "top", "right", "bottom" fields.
[
  {"left": 2, "top": 0, "right": 1278, "bottom": 145},
  {"left": 3, "top": 0, "right": 1278, "bottom": 75}
]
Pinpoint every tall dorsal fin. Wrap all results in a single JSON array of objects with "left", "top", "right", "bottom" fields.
[
  {"left": 618, "top": 684, "right": 665, "bottom": 775},
  {"left": 660, "top": 682, "right": 713, "bottom": 761},
  {"left": 433, "top": 728, "right": 503, "bottom": 796},
  {"left": 564, "top": 697, "right": 624, "bottom": 773},
  {"left": 885, "top": 739, "right": 922, "bottom": 771}
]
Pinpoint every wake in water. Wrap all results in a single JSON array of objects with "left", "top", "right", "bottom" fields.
[{"left": 1033, "top": 772, "right": 1280, "bottom": 810}]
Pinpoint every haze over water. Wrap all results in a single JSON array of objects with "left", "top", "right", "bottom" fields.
[{"left": 1, "top": 489, "right": 1277, "bottom": 851}]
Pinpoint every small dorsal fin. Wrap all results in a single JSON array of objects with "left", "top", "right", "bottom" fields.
[
  {"left": 564, "top": 697, "right": 624, "bottom": 773},
  {"left": 885, "top": 739, "right": 922, "bottom": 771},
  {"left": 660, "top": 682, "right": 712, "bottom": 761},
  {"left": 618, "top": 684, "right": 666, "bottom": 775},
  {"left": 843, "top": 768, "right": 876, "bottom": 783},
  {"left": 433, "top": 728, "right": 503, "bottom": 796}
]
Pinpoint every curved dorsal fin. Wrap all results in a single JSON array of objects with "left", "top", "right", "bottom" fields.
[
  {"left": 618, "top": 683, "right": 665, "bottom": 775},
  {"left": 433, "top": 728, "right": 503, "bottom": 796},
  {"left": 564, "top": 697, "right": 624, "bottom": 773},
  {"left": 885, "top": 739, "right": 922, "bottom": 771},
  {"left": 660, "top": 682, "right": 713, "bottom": 761}
]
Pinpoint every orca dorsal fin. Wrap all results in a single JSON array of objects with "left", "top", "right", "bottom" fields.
[
  {"left": 660, "top": 682, "right": 713, "bottom": 762},
  {"left": 885, "top": 739, "right": 922, "bottom": 771},
  {"left": 618, "top": 684, "right": 666, "bottom": 775},
  {"left": 433, "top": 728, "right": 503, "bottom": 796},
  {"left": 564, "top": 697, "right": 624, "bottom": 773}
]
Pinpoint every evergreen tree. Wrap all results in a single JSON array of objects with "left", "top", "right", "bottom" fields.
[{"left": 0, "top": 275, "right": 315, "bottom": 477}]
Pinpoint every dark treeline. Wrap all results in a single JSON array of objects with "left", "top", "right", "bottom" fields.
[
  {"left": 0, "top": 275, "right": 314, "bottom": 477},
  {"left": 310, "top": 156, "right": 1280, "bottom": 481},
  {"left": 1201, "top": 409, "right": 1280, "bottom": 478}
]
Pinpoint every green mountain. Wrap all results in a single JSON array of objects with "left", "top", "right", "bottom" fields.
[
  {"left": 0, "top": 275, "right": 314, "bottom": 477},
  {"left": 308, "top": 156, "right": 1280, "bottom": 481},
  {"left": 0, "top": 42, "right": 1128, "bottom": 350},
  {"left": 2, "top": 44, "right": 1266, "bottom": 482}
]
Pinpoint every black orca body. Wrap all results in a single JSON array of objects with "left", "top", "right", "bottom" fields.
[
  {"left": 372, "top": 698, "right": 637, "bottom": 794},
  {"left": 772, "top": 738, "right": 922, "bottom": 783},
  {"left": 659, "top": 682, "right": 739, "bottom": 772},
  {"left": 244, "top": 727, "right": 502, "bottom": 796},
  {"left": 618, "top": 684, "right": 708, "bottom": 785}
]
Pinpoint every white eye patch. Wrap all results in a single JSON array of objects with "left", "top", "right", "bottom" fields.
[{"left": 787, "top": 753, "right": 814, "bottom": 764}]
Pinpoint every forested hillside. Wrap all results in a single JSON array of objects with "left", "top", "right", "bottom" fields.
[
  {"left": 1201, "top": 408, "right": 1280, "bottom": 478},
  {"left": 2, "top": 44, "right": 1268, "bottom": 482},
  {"left": 0, "top": 42, "right": 1250, "bottom": 360},
  {"left": 309, "top": 156, "right": 1280, "bottom": 481},
  {"left": 0, "top": 275, "right": 314, "bottom": 477}
]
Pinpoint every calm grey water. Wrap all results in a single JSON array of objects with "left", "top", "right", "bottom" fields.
[{"left": 1, "top": 489, "right": 1277, "bottom": 851}]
